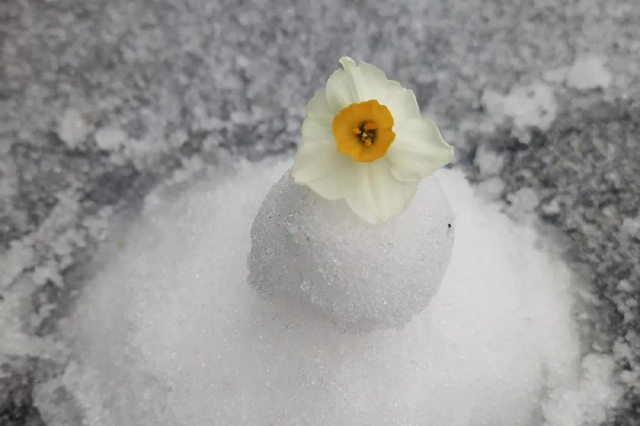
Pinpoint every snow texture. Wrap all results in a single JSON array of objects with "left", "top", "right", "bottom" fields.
[
  {"left": 57, "top": 109, "right": 94, "bottom": 149},
  {"left": 2, "top": 0, "right": 640, "bottom": 424},
  {"left": 34, "top": 160, "right": 621, "bottom": 426},
  {"left": 248, "top": 170, "right": 454, "bottom": 332},
  {"left": 482, "top": 82, "right": 558, "bottom": 140},
  {"left": 474, "top": 143, "right": 505, "bottom": 178},
  {"left": 566, "top": 55, "right": 613, "bottom": 91},
  {"left": 94, "top": 127, "right": 128, "bottom": 151},
  {"left": 464, "top": 101, "right": 640, "bottom": 424}
]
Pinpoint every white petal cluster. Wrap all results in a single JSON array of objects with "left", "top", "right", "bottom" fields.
[{"left": 293, "top": 57, "right": 454, "bottom": 223}]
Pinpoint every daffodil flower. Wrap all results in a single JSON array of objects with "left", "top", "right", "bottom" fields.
[{"left": 292, "top": 56, "right": 454, "bottom": 224}]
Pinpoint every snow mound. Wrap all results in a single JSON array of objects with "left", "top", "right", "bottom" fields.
[{"left": 38, "top": 159, "right": 622, "bottom": 426}]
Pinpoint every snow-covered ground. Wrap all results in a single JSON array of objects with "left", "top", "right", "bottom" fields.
[{"left": 1, "top": 0, "right": 639, "bottom": 424}]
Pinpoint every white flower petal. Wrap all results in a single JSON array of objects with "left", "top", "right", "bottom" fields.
[
  {"left": 305, "top": 89, "right": 335, "bottom": 127},
  {"left": 326, "top": 57, "right": 420, "bottom": 123},
  {"left": 293, "top": 140, "right": 355, "bottom": 201},
  {"left": 345, "top": 159, "right": 419, "bottom": 223},
  {"left": 387, "top": 118, "right": 454, "bottom": 182},
  {"left": 326, "top": 56, "right": 404, "bottom": 112},
  {"left": 325, "top": 57, "right": 361, "bottom": 111},
  {"left": 302, "top": 118, "right": 333, "bottom": 143},
  {"left": 294, "top": 57, "right": 453, "bottom": 224},
  {"left": 382, "top": 88, "right": 421, "bottom": 124},
  {"left": 353, "top": 60, "right": 400, "bottom": 101}
]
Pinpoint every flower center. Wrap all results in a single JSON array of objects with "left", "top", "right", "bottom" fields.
[
  {"left": 332, "top": 100, "right": 395, "bottom": 162},
  {"left": 352, "top": 122, "right": 378, "bottom": 147}
]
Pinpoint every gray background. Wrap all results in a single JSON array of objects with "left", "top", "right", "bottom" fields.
[{"left": 1, "top": 0, "right": 639, "bottom": 424}]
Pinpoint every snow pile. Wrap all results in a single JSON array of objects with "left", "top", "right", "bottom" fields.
[
  {"left": 542, "top": 55, "right": 612, "bottom": 91},
  {"left": 474, "top": 143, "right": 505, "bottom": 179},
  {"left": 57, "top": 108, "right": 94, "bottom": 149},
  {"left": 37, "top": 159, "right": 622, "bottom": 426},
  {"left": 482, "top": 82, "right": 558, "bottom": 142},
  {"left": 249, "top": 170, "right": 454, "bottom": 332},
  {"left": 94, "top": 127, "right": 128, "bottom": 152},
  {"left": 566, "top": 55, "right": 612, "bottom": 91},
  {"left": 542, "top": 354, "right": 623, "bottom": 426}
]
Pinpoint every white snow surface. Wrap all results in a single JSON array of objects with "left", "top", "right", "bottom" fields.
[
  {"left": 39, "top": 159, "right": 622, "bottom": 426},
  {"left": 566, "top": 55, "right": 613, "bottom": 91},
  {"left": 94, "top": 127, "right": 128, "bottom": 151},
  {"left": 57, "top": 108, "right": 94, "bottom": 148},
  {"left": 482, "top": 82, "right": 558, "bottom": 141}
]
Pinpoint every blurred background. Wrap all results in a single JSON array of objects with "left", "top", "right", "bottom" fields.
[{"left": 1, "top": 0, "right": 639, "bottom": 425}]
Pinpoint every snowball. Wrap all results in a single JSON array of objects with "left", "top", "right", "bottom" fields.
[
  {"left": 248, "top": 170, "right": 454, "bottom": 332},
  {"left": 41, "top": 159, "right": 621, "bottom": 426},
  {"left": 57, "top": 108, "right": 93, "bottom": 148}
]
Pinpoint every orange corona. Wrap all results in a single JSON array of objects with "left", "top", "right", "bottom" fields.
[{"left": 332, "top": 100, "right": 395, "bottom": 162}]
